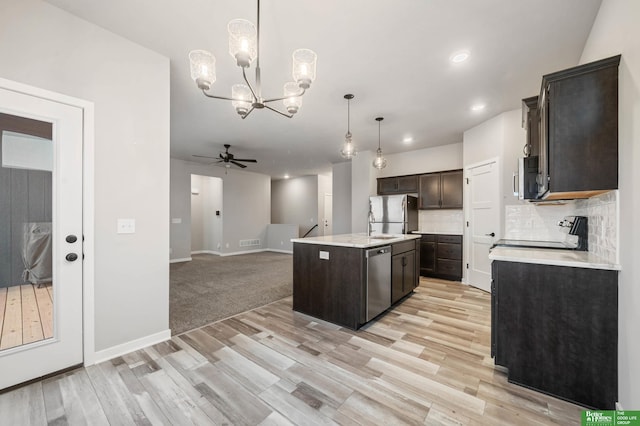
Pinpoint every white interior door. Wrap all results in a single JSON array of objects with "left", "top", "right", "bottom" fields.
[
  {"left": 0, "top": 84, "right": 83, "bottom": 389},
  {"left": 466, "top": 160, "right": 500, "bottom": 293},
  {"left": 323, "top": 193, "right": 332, "bottom": 236}
]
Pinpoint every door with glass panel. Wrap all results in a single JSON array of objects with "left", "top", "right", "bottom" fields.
[{"left": 0, "top": 83, "right": 83, "bottom": 389}]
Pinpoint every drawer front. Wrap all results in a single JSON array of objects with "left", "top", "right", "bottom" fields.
[
  {"left": 420, "top": 234, "right": 436, "bottom": 242},
  {"left": 437, "top": 259, "right": 462, "bottom": 277},
  {"left": 437, "top": 235, "right": 462, "bottom": 244},
  {"left": 392, "top": 240, "right": 416, "bottom": 255},
  {"left": 437, "top": 243, "right": 462, "bottom": 260}
]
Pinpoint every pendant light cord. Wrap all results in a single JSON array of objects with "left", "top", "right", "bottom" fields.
[
  {"left": 378, "top": 120, "right": 381, "bottom": 150},
  {"left": 347, "top": 98, "right": 351, "bottom": 134}
]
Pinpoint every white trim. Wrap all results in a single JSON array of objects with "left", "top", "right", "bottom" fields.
[
  {"left": 183, "top": 248, "right": 293, "bottom": 258},
  {"left": 92, "top": 329, "right": 171, "bottom": 364},
  {"left": 190, "top": 250, "right": 220, "bottom": 255},
  {"left": 266, "top": 249, "right": 293, "bottom": 255},
  {"left": 0, "top": 77, "right": 97, "bottom": 367},
  {"left": 616, "top": 402, "right": 623, "bottom": 411}
]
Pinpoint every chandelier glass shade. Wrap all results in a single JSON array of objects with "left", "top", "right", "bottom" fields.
[
  {"left": 373, "top": 117, "right": 387, "bottom": 170},
  {"left": 340, "top": 94, "right": 357, "bottom": 159},
  {"left": 189, "top": 0, "right": 317, "bottom": 119}
]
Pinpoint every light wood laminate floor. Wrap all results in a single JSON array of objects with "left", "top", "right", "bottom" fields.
[
  {"left": 0, "top": 279, "right": 584, "bottom": 425},
  {"left": 0, "top": 283, "right": 53, "bottom": 351}
]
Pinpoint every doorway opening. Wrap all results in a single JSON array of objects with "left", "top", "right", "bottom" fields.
[{"left": 190, "top": 174, "right": 223, "bottom": 255}]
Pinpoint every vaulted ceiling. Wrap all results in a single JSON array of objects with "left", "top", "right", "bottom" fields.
[{"left": 46, "top": 0, "right": 601, "bottom": 178}]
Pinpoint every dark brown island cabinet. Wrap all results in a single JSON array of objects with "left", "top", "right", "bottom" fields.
[
  {"left": 377, "top": 175, "right": 418, "bottom": 195},
  {"left": 292, "top": 239, "right": 419, "bottom": 330},
  {"left": 492, "top": 261, "right": 618, "bottom": 409},
  {"left": 419, "top": 234, "right": 462, "bottom": 281},
  {"left": 418, "top": 170, "right": 463, "bottom": 209}
]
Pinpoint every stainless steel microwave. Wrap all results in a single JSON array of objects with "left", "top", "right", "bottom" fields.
[{"left": 513, "top": 156, "right": 539, "bottom": 200}]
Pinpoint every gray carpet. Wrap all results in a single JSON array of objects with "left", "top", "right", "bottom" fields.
[{"left": 169, "top": 252, "right": 292, "bottom": 335}]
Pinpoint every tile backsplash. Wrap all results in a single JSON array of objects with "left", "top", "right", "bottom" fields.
[
  {"left": 504, "top": 190, "right": 618, "bottom": 264},
  {"left": 419, "top": 209, "right": 464, "bottom": 234}
]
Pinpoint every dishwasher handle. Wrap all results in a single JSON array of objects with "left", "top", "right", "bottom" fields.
[{"left": 366, "top": 246, "right": 391, "bottom": 257}]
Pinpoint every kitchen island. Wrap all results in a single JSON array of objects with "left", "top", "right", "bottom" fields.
[{"left": 291, "top": 233, "right": 420, "bottom": 329}]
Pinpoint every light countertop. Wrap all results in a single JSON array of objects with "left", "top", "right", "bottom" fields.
[
  {"left": 412, "top": 231, "right": 463, "bottom": 236},
  {"left": 292, "top": 233, "right": 421, "bottom": 249},
  {"left": 489, "top": 246, "right": 621, "bottom": 271}
]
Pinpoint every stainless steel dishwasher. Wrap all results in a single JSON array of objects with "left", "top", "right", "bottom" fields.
[{"left": 365, "top": 245, "right": 392, "bottom": 322}]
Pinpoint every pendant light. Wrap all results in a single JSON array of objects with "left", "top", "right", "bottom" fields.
[
  {"left": 373, "top": 117, "right": 387, "bottom": 170},
  {"left": 340, "top": 94, "right": 357, "bottom": 159}
]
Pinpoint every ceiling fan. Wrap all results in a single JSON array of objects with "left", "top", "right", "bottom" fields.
[{"left": 193, "top": 144, "right": 257, "bottom": 169}]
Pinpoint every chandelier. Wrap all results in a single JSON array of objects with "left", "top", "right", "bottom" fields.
[{"left": 188, "top": 0, "right": 317, "bottom": 119}]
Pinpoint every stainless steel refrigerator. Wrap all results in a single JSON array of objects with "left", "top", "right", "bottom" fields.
[{"left": 369, "top": 194, "right": 418, "bottom": 234}]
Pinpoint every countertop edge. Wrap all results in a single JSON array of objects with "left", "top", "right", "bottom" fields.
[
  {"left": 489, "top": 247, "right": 621, "bottom": 271},
  {"left": 292, "top": 233, "right": 421, "bottom": 249}
]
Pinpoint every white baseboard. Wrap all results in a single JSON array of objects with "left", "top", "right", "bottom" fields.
[
  {"left": 220, "top": 248, "right": 265, "bottom": 257},
  {"left": 616, "top": 401, "right": 623, "bottom": 410},
  {"left": 91, "top": 329, "right": 171, "bottom": 365},
  {"left": 191, "top": 250, "right": 220, "bottom": 255},
  {"left": 266, "top": 249, "right": 293, "bottom": 254},
  {"left": 169, "top": 257, "right": 192, "bottom": 263}
]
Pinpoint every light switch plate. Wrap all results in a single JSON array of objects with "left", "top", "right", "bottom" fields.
[
  {"left": 171, "top": 218, "right": 182, "bottom": 224},
  {"left": 117, "top": 218, "right": 135, "bottom": 234},
  {"left": 319, "top": 250, "right": 329, "bottom": 260}
]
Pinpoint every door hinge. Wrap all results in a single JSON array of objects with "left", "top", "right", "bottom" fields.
[
  {"left": 466, "top": 178, "right": 469, "bottom": 184},
  {"left": 466, "top": 221, "right": 469, "bottom": 227},
  {"left": 466, "top": 263, "right": 469, "bottom": 269}
]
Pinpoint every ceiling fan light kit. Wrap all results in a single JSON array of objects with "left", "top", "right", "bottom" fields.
[
  {"left": 188, "top": 0, "right": 317, "bottom": 119},
  {"left": 340, "top": 94, "right": 357, "bottom": 160},
  {"left": 373, "top": 117, "right": 387, "bottom": 170}
]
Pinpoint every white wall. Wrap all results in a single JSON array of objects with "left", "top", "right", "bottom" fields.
[
  {"left": 579, "top": 0, "right": 640, "bottom": 409},
  {"left": 463, "top": 109, "right": 527, "bottom": 237},
  {"left": 271, "top": 175, "right": 319, "bottom": 237},
  {"left": 376, "top": 143, "right": 463, "bottom": 177},
  {"left": 0, "top": 0, "right": 170, "bottom": 351},
  {"left": 351, "top": 150, "right": 375, "bottom": 233},
  {"left": 332, "top": 161, "right": 352, "bottom": 234},
  {"left": 171, "top": 159, "right": 270, "bottom": 259}
]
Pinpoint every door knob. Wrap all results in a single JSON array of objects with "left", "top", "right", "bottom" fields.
[
  {"left": 66, "top": 235, "right": 78, "bottom": 243},
  {"left": 66, "top": 253, "right": 78, "bottom": 262},
  {"left": 485, "top": 232, "right": 495, "bottom": 237}
]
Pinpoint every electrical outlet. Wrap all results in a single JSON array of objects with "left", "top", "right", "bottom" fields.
[{"left": 117, "top": 218, "right": 135, "bottom": 234}]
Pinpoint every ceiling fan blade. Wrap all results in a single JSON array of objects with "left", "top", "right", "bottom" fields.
[
  {"left": 193, "top": 154, "right": 218, "bottom": 159},
  {"left": 231, "top": 160, "right": 247, "bottom": 168},
  {"left": 233, "top": 158, "right": 258, "bottom": 163}
]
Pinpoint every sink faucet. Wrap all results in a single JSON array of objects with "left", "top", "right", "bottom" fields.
[{"left": 368, "top": 210, "right": 374, "bottom": 236}]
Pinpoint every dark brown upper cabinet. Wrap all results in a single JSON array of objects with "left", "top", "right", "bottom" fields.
[
  {"left": 418, "top": 170, "right": 463, "bottom": 209},
  {"left": 377, "top": 175, "right": 418, "bottom": 195},
  {"left": 537, "top": 54, "right": 620, "bottom": 200}
]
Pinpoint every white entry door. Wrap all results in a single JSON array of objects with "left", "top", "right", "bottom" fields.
[
  {"left": 323, "top": 193, "right": 332, "bottom": 236},
  {"left": 466, "top": 159, "right": 500, "bottom": 293},
  {"left": 0, "top": 83, "right": 83, "bottom": 389}
]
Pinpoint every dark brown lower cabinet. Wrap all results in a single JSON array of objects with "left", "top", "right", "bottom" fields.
[
  {"left": 492, "top": 260, "right": 618, "bottom": 409},
  {"left": 391, "top": 241, "right": 417, "bottom": 304},
  {"left": 420, "top": 234, "right": 462, "bottom": 280}
]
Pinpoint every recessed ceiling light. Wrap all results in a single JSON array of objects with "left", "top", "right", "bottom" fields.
[
  {"left": 403, "top": 136, "right": 413, "bottom": 144},
  {"left": 450, "top": 50, "right": 470, "bottom": 63},
  {"left": 471, "top": 103, "right": 486, "bottom": 112},
  {"left": 284, "top": 174, "right": 290, "bottom": 179}
]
